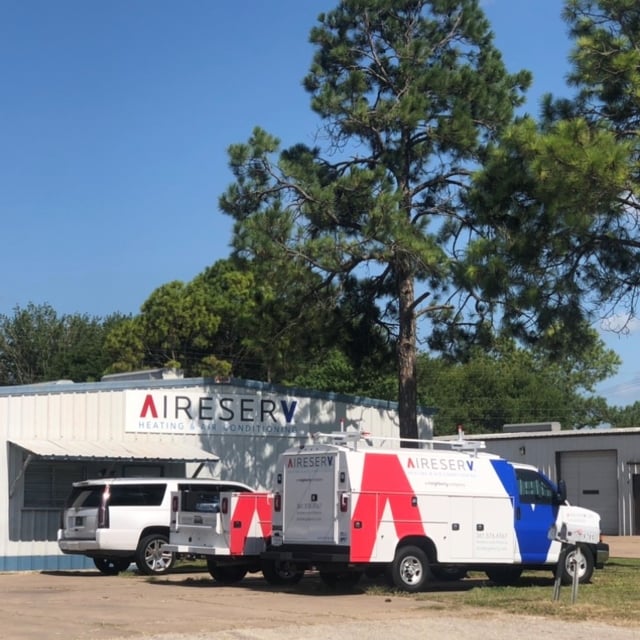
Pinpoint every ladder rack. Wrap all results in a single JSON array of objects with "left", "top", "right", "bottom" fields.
[{"left": 310, "top": 429, "right": 486, "bottom": 455}]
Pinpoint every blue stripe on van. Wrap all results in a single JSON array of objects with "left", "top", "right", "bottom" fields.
[{"left": 490, "top": 459, "right": 554, "bottom": 563}]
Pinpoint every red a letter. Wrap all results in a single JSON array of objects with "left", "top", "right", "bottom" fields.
[{"left": 140, "top": 394, "right": 158, "bottom": 418}]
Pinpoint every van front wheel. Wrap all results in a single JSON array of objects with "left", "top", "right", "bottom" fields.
[
  {"left": 135, "top": 534, "right": 175, "bottom": 575},
  {"left": 560, "top": 544, "right": 594, "bottom": 585},
  {"left": 485, "top": 566, "right": 523, "bottom": 586}
]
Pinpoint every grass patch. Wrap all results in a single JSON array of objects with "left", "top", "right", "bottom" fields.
[{"left": 408, "top": 558, "right": 640, "bottom": 628}]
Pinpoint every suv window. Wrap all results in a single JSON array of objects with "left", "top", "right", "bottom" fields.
[
  {"left": 65, "top": 485, "right": 105, "bottom": 509},
  {"left": 64, "top": 483, "right": 167, "bottom": 509},
  {"left": 109, "top": 484, "right": 166, "bottom": 506}
]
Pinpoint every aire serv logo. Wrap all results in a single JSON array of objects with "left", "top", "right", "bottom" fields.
[{"left": 125, "top": 389, "right": 299, "bottom": 436}]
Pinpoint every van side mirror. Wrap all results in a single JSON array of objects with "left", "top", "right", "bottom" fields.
[{"left": 556, "top": 479, "right": 567, "bottom": 504}]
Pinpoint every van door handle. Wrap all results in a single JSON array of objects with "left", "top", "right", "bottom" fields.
[{"left": 515, "top": 506, "right": 521, "bottom": 520}]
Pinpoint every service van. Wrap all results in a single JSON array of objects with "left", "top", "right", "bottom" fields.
[
  {"left": 263, "top": 431, "right": 609, "bottom": 591},
  {"left": 58, "top": 477, "right": 252, "bottom": 575}
]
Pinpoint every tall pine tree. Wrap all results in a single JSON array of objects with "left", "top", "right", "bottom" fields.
[{"left": 219, "top": 0, "right": 529, "bottom": 440}]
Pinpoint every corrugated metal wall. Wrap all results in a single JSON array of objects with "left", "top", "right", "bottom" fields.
[
  {"left": 471, "top": 429, "right": 640, "bottom": 536},
  {"left": 0, "top": 378, "right": 433, "bottom": 571}
]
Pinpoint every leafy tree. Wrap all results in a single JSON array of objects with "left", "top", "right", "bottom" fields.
[
  {"left": 421, "top": 332, "right": 619, "bottom": 434},
  {"left": 467, "top": 0, "right": 640, "bottom": 361},
  {"left": 605, "top": 401, "right": 640, "bottom": 428},
  {"left": 195, "top": 258, "right": 333, "bottom": 382},
  {"left": 219, "top": 0, "right": 530, "bottom": 441},
  {"left": 140, "top": 280, "right": 221, "bottom": 370},
  {"left": 103, "top": 316, "right": 146, "bottom": 374},
  {"left": 556, "top": 0, "right": 640, "bottom": 316},
  {"left": 53, "top": 312, "right": 128, "bottom": 382},
  {"left": 0, "top": 303, "right": 127, "bottom": 384},
  {"left": 104, "top": 280, "right": 222, "bottom": 376},
  {"left": 0, "top": 303, "right": 63, "bottom": 384}
]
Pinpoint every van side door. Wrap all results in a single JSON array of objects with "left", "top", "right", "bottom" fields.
[{"left": 514, "top": 468, "right": 558, "bottom": 563}]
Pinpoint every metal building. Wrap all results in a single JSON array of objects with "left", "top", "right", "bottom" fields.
[
  {"left": 459, "top": 424, "right": 640, "bottom": 536},
  {"left": 0, "top": 373, "right": 434, "bottom": 572}
]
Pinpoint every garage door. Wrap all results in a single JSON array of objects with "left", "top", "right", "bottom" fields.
[{"left": 559, "top": 450, "right": 618, "bottom": 534}]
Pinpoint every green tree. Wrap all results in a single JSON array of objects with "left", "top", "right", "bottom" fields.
[
  {"left": 421, "top": 331, "right": 619, "bottom": 434},
  {"left": 555, "top": 0, "right": 640, "bottom": 318},
  {"left": 103, "top": 316, "right": 146, "bottom": 374},
  {"left": 196, "top": 258, "right": 333, "bottom": 383},
  {"left": 219, "top": 0, "right": 530, "bottom": 441},
  {"left": 467, "top": 0, "right": 639, "bottom": 361},
  {"left": 53, "top": 312, "right": 128, "bottom": 382},
  {"left": 104, "top": 280, "right": 222, "bottom": 376},
  {"left": 0, "top": 303, "right": 63, "bottom": 384},
  {"left": 605, "top": 402, "right": 640, "bottom": 428},
  {"left": 0, "top": 303, "right": 127, "bottom": 384}
]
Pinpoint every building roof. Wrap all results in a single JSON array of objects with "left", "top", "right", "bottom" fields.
[{"left": 9, "top": 438, "right": 219, "bottom": 463}]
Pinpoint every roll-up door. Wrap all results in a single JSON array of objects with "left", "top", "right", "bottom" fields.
[{"left": 559, "top": 450, "right": 618, "bottom": 534}]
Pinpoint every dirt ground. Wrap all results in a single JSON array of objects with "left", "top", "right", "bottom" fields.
[{"left": 1, "top": 537, "right": 638, "bottom": 640}]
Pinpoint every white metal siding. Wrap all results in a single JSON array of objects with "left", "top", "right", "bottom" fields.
[{"left": 0, "top": 379, "right": 431, "bottom": 570}]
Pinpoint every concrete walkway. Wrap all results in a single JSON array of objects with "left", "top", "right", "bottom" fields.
[{"left": 603, "top": 535, "right": 640, "bottom": 558}]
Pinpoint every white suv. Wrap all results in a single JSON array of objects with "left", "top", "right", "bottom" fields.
[{"left": 57, "top": 477, "right": 252, "bottom": 575}]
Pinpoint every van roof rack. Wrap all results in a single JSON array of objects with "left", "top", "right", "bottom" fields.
[{"left": 311, "top": 429, "right": 486, "bottom": 455}]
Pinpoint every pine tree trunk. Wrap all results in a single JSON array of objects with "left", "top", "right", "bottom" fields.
[{"left": 397, "top": 265, "right": 418, "bottom": 446}]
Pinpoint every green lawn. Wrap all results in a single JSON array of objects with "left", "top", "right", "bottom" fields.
[{"left": 408, "top": 558, "right": 640, "bottom": 628}]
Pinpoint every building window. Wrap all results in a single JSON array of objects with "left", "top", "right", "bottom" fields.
[{"left": 24, "top": 460, "right": 85, "bottom": 509}]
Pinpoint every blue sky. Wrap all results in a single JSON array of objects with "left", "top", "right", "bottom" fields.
[{"left": 1, "top": 1, "right": 638, "bottom": 407}]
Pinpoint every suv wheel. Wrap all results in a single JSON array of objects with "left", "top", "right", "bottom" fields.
[
  {"left": 135, "top": 533, "right": 174, "bottom": 575},
  {"left": 93, "top": 557, "right": 131, "bottom": 575}
]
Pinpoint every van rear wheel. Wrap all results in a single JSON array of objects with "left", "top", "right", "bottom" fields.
[
  {"left": 388, "top": 545, "right": 430, "bottom": 592},
  {"left": 135, "top": 533, "right": 174, "bottom": 575},
  {"left": 207, "top": 559, "right": 248, "bottom": 584},
  {"left": 93, "top": 557, "right": 131, "bottom": 575},
  {"left": 261, "top": 559, "right": 304, "bottom": 585}
]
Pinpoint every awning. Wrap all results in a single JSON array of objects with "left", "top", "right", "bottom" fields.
[{"left": 8, "top": 439, "right": 219, "bottom": 463}]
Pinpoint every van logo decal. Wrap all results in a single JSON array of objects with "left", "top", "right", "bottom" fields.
[
  {"left": 351, "top": 453, "right": 425, "bottom": 562},
  {"left": 406, "top": 457, "right": 474, "bottom": 472}
]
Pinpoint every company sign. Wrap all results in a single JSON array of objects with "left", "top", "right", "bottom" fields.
[{"left": 125, "top": 390, "right": 301, "bottom": 436}]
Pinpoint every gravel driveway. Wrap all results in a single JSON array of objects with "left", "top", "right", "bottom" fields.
[{"left": 1, "top": 569, "right": 638, "bottom": 640}]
